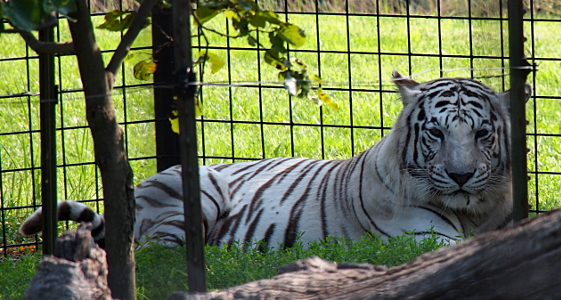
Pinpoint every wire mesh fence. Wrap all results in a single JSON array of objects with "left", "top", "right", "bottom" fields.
[
  {"left": 0, "top": 0, "right": 558, "bottom": 256},
  {"left": 0, "top": 14, "right": 159, "bottom": 256}
]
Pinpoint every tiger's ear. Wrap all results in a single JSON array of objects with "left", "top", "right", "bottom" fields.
[
  {"left": 499, "top": 83, "right": 532, "bottom": 112},
  {"left": 392, "top": 70, "right": 421, "bottom": 106}
]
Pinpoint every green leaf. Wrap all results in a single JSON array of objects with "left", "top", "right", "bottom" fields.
[
  {"left": 42, "top": 0, "right": 76, "bottom": 17},
  {"left": 307, "top": 89, "right": 338, "bottom": 110},
  {"left": 247, "top": 35, "right": 257, "bottom": 47},
  {"left": 195, "top": 98, "right": 204, "bottom": 117},
  {"left": 124, "top": 52, "right": 137, "bottom": 61},
  {"left": 97, "top": 10, "right": 136, "bottom": 31},
  {"left": 169, "top": 109, "right": 179, "bottom": 134},
  {"left": 194, "top": 6, "right": 221, "bottom": 25},
  {"left": 269, "top": 32, "right": 287, "bottom": 53},
  {"left": 318, "top": 88, "right": 338, "bottom": 110},
  {"left": 169, "top": 99, "right": 203, "bottom": 134},
  {"left": 42, "top": 0, "right": 60, "bottom": 14},
  {"left": 256, "top": 10, "right": 280, "bottom": 25},
  {"left": 120, "top": 13, "right": 136, "bottom": 30},
  {"left": 133, "top": 60, "right": 157, "bottom": 81},
  {"left": 232, "top": 17, "right": 249, "bottom": 37},
  {"left": 248, "top": 15, "right": 266, "bottom": 28},
  {"left": 296, "top": 76, "right": 311, "bottom": 98},
  {"left": 4, "top": 0, "right": 43, "bottom": 31},
  {"left": 101, "top": 9, "right": 125, "bottom": 21},
  {"left": 57, "top": 0, "right": 77, "bottom": 19},
  {"left": 264, "top": 50, "right": 285, "bottom": 70},
  {"left": 278, "top": 70, "right": 288, "bottom": 81},
  {"left": 310, "top": 74, "right": 324, "bottom": 84},
  {"left": 199, "top": 0, "right": 230, "bottom": 9},
  {"left": 223, "top": 9, "right": 240, "bottom": 21},
  {"left": 278, "top": 23, "right": 306, "bottom": 48},
  {"left": 293, "top": 58, "right": 305, "bottom": 67},
  {"left": 196, "top": 50, "right": 225, "bottom": 74}
]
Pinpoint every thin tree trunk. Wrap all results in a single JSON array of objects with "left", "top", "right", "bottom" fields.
[
  {"left": 67, "top": 2, "right": 136, "bottom": 299},
  {"left": 17, "top": 0, "right": 158, "bottom": 297},
  {"left": 170, "top": 209, "right": 561, "bottom": 300}
]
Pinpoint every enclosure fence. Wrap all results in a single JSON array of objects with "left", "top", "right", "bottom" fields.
[{"left": 1, "top": 0, "right": 557, "bottom": 256}]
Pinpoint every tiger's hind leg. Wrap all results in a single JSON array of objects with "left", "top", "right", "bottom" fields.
[
  {"left": 199, "top": 167, "right": 231, "bottom": 241},
  {"left": 134, "top": 165, "right": 231, "bottom": 247}
]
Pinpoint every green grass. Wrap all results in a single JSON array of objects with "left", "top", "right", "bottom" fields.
[
  {"left": 0, "top": 253, "right": 38, "bottom": 300},
  {"left": 0, "top": 232, "right": 447, "bottom": 300}
]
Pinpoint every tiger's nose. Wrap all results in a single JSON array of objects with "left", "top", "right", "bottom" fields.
[{"left": 448, "top": 171, "right": 474, "bottom": 186}]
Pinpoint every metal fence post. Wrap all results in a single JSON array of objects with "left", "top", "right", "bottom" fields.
[
  {"left": 172, "top": 0, "right": 207, "bottom": 292},
  {"left": 39, "top": 19, "right": 58, "bottom": 256},
  {"left": 153, "top": 6, "right": 180, "bottom": 171},
  {"left": 508, "top": 0, "right": 531, "bottom": 222}
]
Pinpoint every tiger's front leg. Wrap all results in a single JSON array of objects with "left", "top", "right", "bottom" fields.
[{"left": 377, "top": 204, "right": 465, "bottom": 245}]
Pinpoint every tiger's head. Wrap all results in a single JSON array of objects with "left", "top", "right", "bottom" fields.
[{"left": 391, "top": 71, "right": 530, "bottom": 212}]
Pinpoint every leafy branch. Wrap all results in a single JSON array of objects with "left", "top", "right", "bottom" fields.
[
  {"left": 0, "top": 0, "right": 337, "bottom": 136},
  {"left": 130, "top": 0, "right": 337, "bottom": 116},
  {"left": 191, "top": 0, "right": 337, "bottom": 110}
]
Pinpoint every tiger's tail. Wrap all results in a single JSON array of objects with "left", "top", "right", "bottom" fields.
[{"left": 19, "top": 200, "right": 106, "bottom": 247}]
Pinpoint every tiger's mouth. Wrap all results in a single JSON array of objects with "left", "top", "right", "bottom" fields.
[
  {"left": 424, "top": 175, "right": 489, "bottom": 209},
  {"left": 458, "top": 191, "right": 474, "bottom": 207},
  {"left": 439, "top": 190, "right": 483, "bottom": 209}
]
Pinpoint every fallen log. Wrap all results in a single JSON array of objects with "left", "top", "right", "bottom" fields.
[
  {"left": 24, "top": 223, "right": 112, "bottom": 300},
  {"left": 170, "top": 209, "right": 561, "bottom": 300}
]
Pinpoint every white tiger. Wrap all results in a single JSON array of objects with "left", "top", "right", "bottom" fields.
[{"left": 20, "top": 71, "right": 529, "bottom": 248}]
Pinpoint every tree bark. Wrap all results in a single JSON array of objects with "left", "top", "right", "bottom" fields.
[
  {"left": 67, "top": 2, "right": 136, "bottom": 298},
  {"left": 170, "top": 209, "right": 561, "bottom": 300},
  {"left": 24, "top": 223, "right": 112, "bottom": 300}
]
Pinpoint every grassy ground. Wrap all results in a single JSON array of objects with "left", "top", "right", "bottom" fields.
[
  {"left": 0, "top": 3, "right": 560, "bottom": 299},
  {"left": 0, "top": 233, "right": 447, "bottom": 300}
]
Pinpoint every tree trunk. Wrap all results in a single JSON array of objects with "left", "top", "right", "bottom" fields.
[
  {"left": 25, "top": 223, "right": 112, "bottom": 300},
  {"left": 67, "top": 2, "right": 136, "bottom": 299},
  {"left": 170, "top": 209, "right": 561, "bottom": 300}
]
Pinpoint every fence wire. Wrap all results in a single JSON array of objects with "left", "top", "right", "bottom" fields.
[{"left": 0, "top": 0, "right": 557, "bottom": 256}]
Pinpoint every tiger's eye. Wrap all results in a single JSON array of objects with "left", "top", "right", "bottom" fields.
[
  {"left": 475, "top": 129, "right": 489, "bottom": 139},
  {"left": 429, "top": 128, "right": 444, "bottom": 139}
]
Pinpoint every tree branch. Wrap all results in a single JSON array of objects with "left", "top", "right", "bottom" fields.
[
  {"left": 67, "top": 0, "right": 107, "bottom": 91},
  {"left": 4, "top": 17, "right": 75, "bottom": 55},
  {"left": 15, "top": 30, "right": 75, "bottom": 55},
  {"left": 105, "top": 0, "right": 160, "bottom": 75},
  {"left": 169, "top": 209, "right": 561, "bottom": 300}
]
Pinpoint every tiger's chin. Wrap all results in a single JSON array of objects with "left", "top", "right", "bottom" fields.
[{"left": 437, "top": 192, "right": 487, "bottom": 211}]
